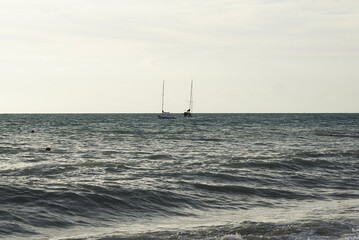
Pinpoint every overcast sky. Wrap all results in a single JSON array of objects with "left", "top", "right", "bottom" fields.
[{"left": 1, "top": 0, "right": 358, "bottom": 113}]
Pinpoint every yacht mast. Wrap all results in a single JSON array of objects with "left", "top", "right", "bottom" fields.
[
  {"left": 161, "top": 80, "right": 165, "bottom": 112},
  {"left": 189, "top": 80, "right": 193, "bottom": 112}
]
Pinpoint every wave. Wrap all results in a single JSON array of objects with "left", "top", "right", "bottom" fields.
[
  {"left": 228, "top": 158, "right": 334, "bottom": 171},
  {"left": 77, "top": 160, "right": 126, "bottom": 168},
  {"left": 148, "top": 154, "right": 174, "bottom": 160},
  {"left": 0, "top": 183, "right": 199, "bottom": 224},
  {"left": 48, "top": 220, "right": 359, "bottom": 240},
  {"left": 191, "top": 183, "right": 310, "bottom": 200},
  {"left": 314, "top": 130, "right": 359, "bottom": 139},
  {"left": 229, "top": 148, "right": 359, "bottom": 171}
]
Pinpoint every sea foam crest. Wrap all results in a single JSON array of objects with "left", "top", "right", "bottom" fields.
[{"left": 220, "top": 233, "right": 243, "bottom": 240}]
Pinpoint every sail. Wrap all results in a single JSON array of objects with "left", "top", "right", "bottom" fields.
[
  {"left": 183, "top": 80, "right": 193, "bottom": 117},
  {"left": 158, "top": 80, "right": 175, "bottom": 119}
]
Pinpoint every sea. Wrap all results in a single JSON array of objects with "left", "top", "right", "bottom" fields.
[{"left": 0, "top": 113, "right": 358, "bottom": 240}]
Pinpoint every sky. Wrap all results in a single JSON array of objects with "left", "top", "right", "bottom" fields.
[{"left": 0, "top": 0, "right": 358, "bottom": 113}]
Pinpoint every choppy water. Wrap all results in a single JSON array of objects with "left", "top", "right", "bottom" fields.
[{"left": 0, "top": 113, "right": 358, "bottom": 240}]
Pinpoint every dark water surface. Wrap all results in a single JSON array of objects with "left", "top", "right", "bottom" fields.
[{"left": 0, "top": 114, "right": 358, "bottom": 239}]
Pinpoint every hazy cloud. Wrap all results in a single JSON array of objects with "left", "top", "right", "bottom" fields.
[{"left": 0, "top": 0, "right": 358, "bottom": 113}]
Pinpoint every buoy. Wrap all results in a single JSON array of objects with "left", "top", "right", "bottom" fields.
[{"left": 45, "top": 147, "right": 51, "bottom": 151}]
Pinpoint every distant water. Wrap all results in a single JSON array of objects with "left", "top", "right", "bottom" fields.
[{"left": 0, "top": 113, "right": 358, "bottom": 240}]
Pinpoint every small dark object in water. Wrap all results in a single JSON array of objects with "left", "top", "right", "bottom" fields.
[
  {"left": 45, "top": 147, "right": 51, "bottom": 151},
  {"left": 31, "top": 130, "right": 35, "bottom": 133}
]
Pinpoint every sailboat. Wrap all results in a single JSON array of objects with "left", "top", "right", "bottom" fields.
[
  {"left": 158, "top": 80, "right": 175, "bottom": 119},
  {"left": 183, "top": 80, "right": 193, "bottom": 117}
]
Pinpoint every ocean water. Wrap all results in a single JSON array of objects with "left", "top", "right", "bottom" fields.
[{"left": 0, "top": 113, "right": 358, "bottom": 240}]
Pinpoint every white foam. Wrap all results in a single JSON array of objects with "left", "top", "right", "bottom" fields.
[{"left": 220, "top": 233, "right": 243, "bottom": 240}]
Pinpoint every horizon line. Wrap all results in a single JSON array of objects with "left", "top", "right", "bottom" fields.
[{"left": 1, "top": 112, "right": 358, "bottom": 114}]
